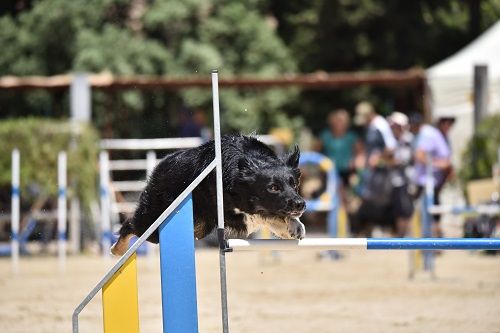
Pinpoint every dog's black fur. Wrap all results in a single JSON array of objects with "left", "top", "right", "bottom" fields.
[{"left": 111, "top": 135, "right": 306, "bottom": 254}]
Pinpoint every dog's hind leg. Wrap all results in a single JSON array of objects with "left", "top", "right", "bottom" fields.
[{"left": 110, "top": 219, "right": 135, "bottom": 256}]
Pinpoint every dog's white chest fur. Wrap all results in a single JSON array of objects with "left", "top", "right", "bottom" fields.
[{"left": 233, "top": 208, "right": 306, "bottom": 239}]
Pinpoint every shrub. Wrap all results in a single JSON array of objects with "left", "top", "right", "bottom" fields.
[
  {"left": 0, "top": 118, "right": 99, "bottom": 209},
  {"left": 460, "top": 113, "right": 500, "bottom": 183}
]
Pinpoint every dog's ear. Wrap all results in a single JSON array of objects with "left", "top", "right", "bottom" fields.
[
  {"left": 284, "top": 144, "right": 300, "bottom": 168},
  {"left": 238, "top": 157, "right": 257, "bottom": 181}
]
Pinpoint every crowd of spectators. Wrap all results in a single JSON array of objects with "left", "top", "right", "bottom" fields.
[{"left": 316, "top": 102, "right": 455, "bottom": 238}]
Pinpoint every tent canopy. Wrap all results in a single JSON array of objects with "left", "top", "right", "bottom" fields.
[{"left": 427, "top": 21, "right": 500, "bottom": 165}]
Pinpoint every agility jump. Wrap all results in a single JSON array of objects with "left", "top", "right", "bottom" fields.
[
  {"left": 7, "top": 149, "right": 68, "bottom": 273},
  {"left": 72, "top": 71, "right": 500, "bottom": 333}
]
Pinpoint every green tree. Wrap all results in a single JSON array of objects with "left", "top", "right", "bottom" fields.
[
  {"left": 0, "top": 0, "right": 299, "bottom": 135},
  {"left": 267, "top": 0, "right": 500, "bottom": 131}
]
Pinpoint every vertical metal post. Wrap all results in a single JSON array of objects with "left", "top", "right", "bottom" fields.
[
  {"left": 11, "top": 149, "right": 20, "bottom": 274},
  {"left": 327, "top": 164, "right": 338, "bottom": 238},
  {"left": 146, "top": 151, "right": 157, "bottom": 178},
  {"left": 69, "top": 198, "right": 81, "bottom": 254},
  {"left": 473, "top": 64, "right": 488, "bottom": 129},
  {"left": 212, "top": 70, "right": 229, "bottom": 333},
  {"left": 58, "top": 151, "right": 68, "bottom": 272},
  {"left": 70, "top": 74, "right": 91, "bottom": 123},
  {"left": 423, "top": 154, "right": 435, "bottom": 276},
  {"left": 100, "top": 151, "right": 111, "bottom": 257}
]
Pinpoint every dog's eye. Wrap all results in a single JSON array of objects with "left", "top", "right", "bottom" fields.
[{"left": 268, "top": 184, "right": 281, "bottom": 193}]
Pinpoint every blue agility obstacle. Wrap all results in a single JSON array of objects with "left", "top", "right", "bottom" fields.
[{"left": 299, "top": 152, "right": 339, "bottom": 237}]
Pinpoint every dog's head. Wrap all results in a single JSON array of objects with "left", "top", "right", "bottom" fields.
[{"left": 236, "top": 145, "right": 306, "bottom": 218}]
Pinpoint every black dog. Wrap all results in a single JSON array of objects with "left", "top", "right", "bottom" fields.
[{"left": 111, "top": 135, "right": 306, "bottom": 255}]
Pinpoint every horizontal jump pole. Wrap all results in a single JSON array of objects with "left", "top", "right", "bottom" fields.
[
  {"left": 101, "top": 138, "right": 203, "bottom": 150},
  {"left": 100, "top": 135, "right": 282, "bottom": 151},
  {"left": 227, "top": 238, "right": 500, "bottom": 251},
  {"left": 428, "top": 204, "right": 499, "bottom": 215}
]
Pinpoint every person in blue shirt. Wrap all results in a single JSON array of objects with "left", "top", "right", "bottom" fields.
[{"left": 317, "top": 109, "right": 361, "bottom": 189}]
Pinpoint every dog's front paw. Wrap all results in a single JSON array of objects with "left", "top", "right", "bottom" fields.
[{"left": 287, "top": 217, "right": 306, "bottom": 240}]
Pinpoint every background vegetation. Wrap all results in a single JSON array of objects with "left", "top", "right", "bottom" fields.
[
  {"left": 1, "top": 0, "right": 499, "bottom": 136},
  {"left": 460, "top": 114, "right": 500, "bottom": 182},
  {"left": 0, "top": 118, "right": 99, "bottom": 209}
]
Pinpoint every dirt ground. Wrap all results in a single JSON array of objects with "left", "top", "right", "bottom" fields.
[{"left": 0, "top": 247, "right": 499, "bottom": 333}]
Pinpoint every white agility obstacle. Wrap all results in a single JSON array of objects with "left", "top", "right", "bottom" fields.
[
  {"left": 73, "top": 71, "right": 500, "bottom": 333},
  {"left": 8, "top": 149, "right": 68, "bottom": 272}
]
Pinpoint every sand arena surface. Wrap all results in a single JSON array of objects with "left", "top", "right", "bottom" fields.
[{"left": 0, "top": 249, "right": 499, "bottom": 333}]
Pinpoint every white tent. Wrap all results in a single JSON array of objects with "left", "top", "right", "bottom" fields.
[{"left": 427, "top": 21, "right": 500, "bottom": 165}]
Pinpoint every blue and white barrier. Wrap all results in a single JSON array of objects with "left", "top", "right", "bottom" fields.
[
  {"left": 9, "top": 149, "right": 68, "bottom": 272},
  {"left": 228, "top": 238, "right": 500, "bottom": 251}
]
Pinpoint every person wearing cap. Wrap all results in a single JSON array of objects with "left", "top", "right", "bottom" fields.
[
  {"left": 387, "top": 111, "right": 414, "bottom": 237},
  {"left": 354, "top": 101, "right": 397, "bottom": 167},
  {"left": 413, "top": 114, "right": 456, "bottom": 237}
]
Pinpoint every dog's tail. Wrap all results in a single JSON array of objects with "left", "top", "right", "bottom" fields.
[{"left": 110, "top": 219, "right": 135, "bottom": 256}]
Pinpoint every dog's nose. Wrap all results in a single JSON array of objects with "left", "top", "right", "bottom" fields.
[{"left": 294, "top": 199, "right": 306, "bottom": 211}]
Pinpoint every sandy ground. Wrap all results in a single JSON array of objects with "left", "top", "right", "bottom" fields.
[{"left": 0, "top": 247, "right": 499, "bottom": 333}]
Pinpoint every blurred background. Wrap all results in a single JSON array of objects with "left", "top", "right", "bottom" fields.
[{"left": 0, "top": 1, "right": 499, "bottom": 333}]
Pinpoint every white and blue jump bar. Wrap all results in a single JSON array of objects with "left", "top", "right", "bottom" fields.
[{"left": 227, "top": 238, "right": 500, "bottom": 251}]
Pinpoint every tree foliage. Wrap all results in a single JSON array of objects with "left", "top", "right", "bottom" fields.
[
  {"left": 460, "top": 114, "right": 500, "bottom": 182},
  {"left": 0, "top": 0, "right": 500, "bottom": 135},
  {"left": 0, "top": 0, "right": 298, "bottom": 135}
]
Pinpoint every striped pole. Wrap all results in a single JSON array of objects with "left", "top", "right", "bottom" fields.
[
  {"left": 100, "top": 151, "right": 111, "bottom": 257},
  {"left": 58, "top": 151, "right": 67, "bottom": 271},
  {"left": 227, "top": 238, "right": 500, "bottom": 252},
  {"left": 11, "top": 149, "right": 20, "bottom": 273}
]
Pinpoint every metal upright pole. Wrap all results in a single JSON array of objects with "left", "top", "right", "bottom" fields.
[
  {"left": 57, "top": 151, "right": 68, "bottom": 272},
  {"left": 212, "top": 70, "right": 229, "bottom": 333},
  {"left": 11, "top": 149, "right": 20, "bottom": 274},
  {"left": 100, "top": 151, "right": 111, "bottom": 257},
  {"left": 473, "top": 64, "right": 488, "bottom": 130},
  {"left": 423, "top": 154, "right": 435, "bottom": 277}
]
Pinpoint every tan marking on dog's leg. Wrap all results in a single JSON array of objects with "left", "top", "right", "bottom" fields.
[
  {"left": 110, "top": 233, "right": 134, "bottom": 256},
  {"left": 263, "top": 216, "right": 293, "bottom": 239},
  {"left": 266, "top": 216, "right": 306, "bottom": 240}
]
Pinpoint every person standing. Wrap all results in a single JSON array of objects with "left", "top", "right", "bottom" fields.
[
  {"left": 352, "top": 102, "right": 397, "bottom": 236},
  {"left": 317, "top": 109, "right": 359, "bottom": 189},
  {"left": 387, "top": 111, "right": 414, "bottom": 237},
  {"left": 413, "top": 115, "right": 455, "bottom": 237}
]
